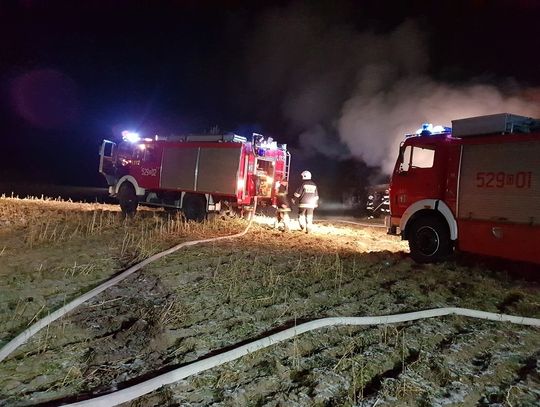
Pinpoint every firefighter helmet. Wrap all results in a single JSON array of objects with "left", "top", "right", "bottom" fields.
[{"left": 301, "top": 170, "right": 312, "bottom": 180}]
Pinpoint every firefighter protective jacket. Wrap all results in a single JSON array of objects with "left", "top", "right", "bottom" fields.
[{"left": 294, "top": 180, "right": 319, "bottom": 208}]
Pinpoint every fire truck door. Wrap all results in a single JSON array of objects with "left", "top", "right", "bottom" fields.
[
  {"left": 99, "top": 140, "right": 116, "bottom": 180},
  {"left": 393, "top": 144, "right": 439, "bottom": 212}
]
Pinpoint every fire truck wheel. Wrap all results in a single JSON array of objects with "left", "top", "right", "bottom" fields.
[
  {"left": 183, "top": 193, "right": 207, "bottom": 222},
  {"left": 118, "top": 182, "right": 138, "bottom": 217},
  {"left": 408, "top": 215, "right": 452, "bottom": 263}
]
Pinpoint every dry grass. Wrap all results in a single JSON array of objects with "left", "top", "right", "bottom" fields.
[
  {"left": 1, "top": 197, "right": 539, "bottom": 407},
  {"left": 1, "top": 195, "right": 245, "bottom": 261},
  {"left": 0, "top": 196, "right": 246, "bottom": 354}
]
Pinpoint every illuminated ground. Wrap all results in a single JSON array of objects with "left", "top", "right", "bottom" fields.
[{"left": 0, "top": 198, "right": 539, "bottom": 406}]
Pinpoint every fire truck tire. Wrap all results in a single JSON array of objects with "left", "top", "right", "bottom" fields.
[
  {"left": 408, "top": 214, "right": 452, "bottom": 263},
  {"left": 118, "top": 182, "right": 138, "bottom": 217},
  {"left": 183, "top": 193, "right": 207, "bottom": 222}
]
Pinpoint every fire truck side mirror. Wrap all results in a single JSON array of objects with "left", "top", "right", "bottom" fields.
[{"left": 398, "top": 164, "right": 407, "bottom": 174}]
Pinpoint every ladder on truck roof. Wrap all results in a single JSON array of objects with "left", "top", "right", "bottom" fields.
[{"left": 156, "top": 134, "right": 247, "bottom": 143}]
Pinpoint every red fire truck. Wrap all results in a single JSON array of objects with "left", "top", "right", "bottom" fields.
[
  {"left": 98, "top": 132, "right": 290, "bottom": 219},
  {"left": 387, "top": 113, "right": 540, "bottom": 264}
]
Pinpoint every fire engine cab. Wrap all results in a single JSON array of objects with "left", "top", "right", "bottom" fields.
[
  {"left": 98, "top": 131, "right": 290, "bottom": 219},
  {"left": 387, "top": 113, "right": 540, "bottom": 265}
]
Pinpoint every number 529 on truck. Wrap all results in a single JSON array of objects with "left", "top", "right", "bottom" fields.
[{"left": 387, "top": 113, "right": 540, "bottom": 265}]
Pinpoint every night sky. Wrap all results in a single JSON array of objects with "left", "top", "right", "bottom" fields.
[{"left": 1, "top": 0, "right": 539, "bottom": 199}]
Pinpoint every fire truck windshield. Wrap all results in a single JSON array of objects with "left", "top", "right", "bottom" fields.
[
  {"left": 118, "top": 141, "right": 145, "bottom": 161},
  {"left": 399, "top": 145, "right": 435, "bottom": 172}
]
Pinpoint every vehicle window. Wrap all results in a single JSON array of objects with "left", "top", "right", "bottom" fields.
[
  {"left": 399, "top": 145, "right": 412, "bottom": 172},
  {"left": 102, "top": 142, "right": 114, "bottom": 157},
  {"left": 134, "top": 146, "right": 144, "bottom": 160},
  {"left": 411, "top": 146, "right": 435, "bottom": 168},
  {"left": 118, "top": 143, "right": 135, "bottom": 160},
  {"left": 143, "top": 147, "right": 155, "bottom": 162}
]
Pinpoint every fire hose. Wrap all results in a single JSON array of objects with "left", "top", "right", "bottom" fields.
[
  {"left": 57, "top": 307, "right": 539, "bottom": 407},
  {"left": 0, "top": 203, "right": 539, "bottom": 406},
  {"left": 0, "top": 200, "right": 260, "bottom": 364}
]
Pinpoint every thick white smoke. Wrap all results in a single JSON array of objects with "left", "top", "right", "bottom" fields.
[
  {"left": 339, "top": 79, "right": 540, "bottom": 173},
  {"left": 242, "top": 3, "right": 540, "bottom": 175}
]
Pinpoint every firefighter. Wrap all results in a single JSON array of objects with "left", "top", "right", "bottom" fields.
[
  {"left": 293, "top": 170, "right": 319, "bottom": 234},
  {"left": 274, "top": 181, "right": 291, "bottom": 231}
]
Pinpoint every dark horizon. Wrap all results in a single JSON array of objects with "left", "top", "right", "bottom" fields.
[{"left": 1, "top": 0, "right": 540, "bottom": 198}]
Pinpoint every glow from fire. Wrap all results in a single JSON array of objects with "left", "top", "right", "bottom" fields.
[{"left": 237, "top": 178, "right": 245, "bottom": 191}]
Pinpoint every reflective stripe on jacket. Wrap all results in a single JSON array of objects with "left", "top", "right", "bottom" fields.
[{"left": 294, "top": 180, "right": 319, "bottom": 208}]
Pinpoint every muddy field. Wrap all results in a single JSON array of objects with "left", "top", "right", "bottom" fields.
[{"left": 0, "top": 197, "right": 539, "bottom": 407}]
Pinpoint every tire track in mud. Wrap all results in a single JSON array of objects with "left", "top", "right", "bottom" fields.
[
  {"left": 70, "top": 255, "right": 540, "bottom": 405},
  {"left": 163, "top": 319, "right": 470, "bottom": 406},
  {"left": 387, "top": 320, "right": 540, "bottom": 406},
  {"left": 463, "top": 331, "right": 539, "bottom": 405},
  {"left": 3, "top": 224, "right": 539, "bottom": 406},
  {"left": 1, "top": 273, "right": 184, "bottom": 403},
  {"left": 2, "top": 246, "right": 393, "bottom": 404},
  {"left": 158, "top": 284, "right": 538, "bottom": 406}
]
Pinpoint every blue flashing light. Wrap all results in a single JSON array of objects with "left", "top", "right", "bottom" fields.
[
  {"left": 414, "top": 123, "right": 451, "bottom": 136},
  {"left": 122, "top": 130, "right": 141, "bottom": 143},
  {"left": 416, "top": 123, "right": 433, "bottom": 135}
]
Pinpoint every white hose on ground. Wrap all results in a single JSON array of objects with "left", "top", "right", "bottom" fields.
[
  {"left": 2, "top": 202, "right": 540, "bottom": 406},
  {"left": 63, "top": 307, "right": 540, "bottom": 407},
  {"left": 0, "top": 200, "right": 258, "bottom": 363}
]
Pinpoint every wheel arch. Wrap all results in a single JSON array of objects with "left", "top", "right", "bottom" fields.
[
  {"left": 400, "top": 199, "right": 457, "bottom": 241},
  {"left": 114, "top": 176, "right": 146, "bottom": 197}
]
